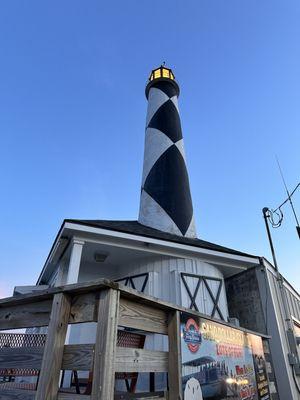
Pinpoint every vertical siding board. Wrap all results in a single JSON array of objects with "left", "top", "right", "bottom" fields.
[
  {"left": 198, "top": 280, "right": 205, "bottom": 314},
  {"left": 292, "top": 296, "right": 298, "bottom": 319},
  {"left": 296, "top": 299, "right": 300, "bottom": 320},
  {"left": 113, "top": 256, "right": 228, "bottom": 320},
  {"left": 287, "top": 291, "right": 294, "bottom": 317},
  {"left": 290, "top": 294, "right": 296, "bottom": 317}
]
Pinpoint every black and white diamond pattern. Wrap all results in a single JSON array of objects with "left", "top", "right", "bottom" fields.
[{"left": 139, "top": 81, "right": 196, "bottom": 237}]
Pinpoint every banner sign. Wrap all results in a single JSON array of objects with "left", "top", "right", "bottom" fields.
[{"left": 181, "top": 314, "right": 270, "bottom": 400}]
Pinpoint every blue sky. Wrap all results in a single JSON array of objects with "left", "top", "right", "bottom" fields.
[{"left": 0, "top": 0, "right": 299, "bottom": 297}]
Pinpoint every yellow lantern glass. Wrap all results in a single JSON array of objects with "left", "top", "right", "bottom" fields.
[
  {"left": 154, "top": 69, "right": 161, "bottom": 79},
  {"left": 162, "top": 68, "right": 170, "bottom": 78},
  {"left": 149, "top": 65, "right": 175, "bottom": 82}
]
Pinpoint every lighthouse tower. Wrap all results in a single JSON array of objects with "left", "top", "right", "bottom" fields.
[
  {"left": 36, "top": 65, "right": 232, "bottom": 349},
  {"left": 139, "top": 65, "right": 197, "bottom": 238}
]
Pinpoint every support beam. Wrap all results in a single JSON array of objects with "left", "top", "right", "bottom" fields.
[
  {"left": 91, "top": 288, "right": 119, "bottom": 400},
  {"left": 66, "top": 239, "right": 84, "bottom": 284},
  {"left": 63, "top": 238, "right": 84, "bottom": 382},
  {"left": 168, "top": 310, "right": 182, "bottom": 400},
  {"left": 35, "top": 293, "right": 71, "bottom": 400}
]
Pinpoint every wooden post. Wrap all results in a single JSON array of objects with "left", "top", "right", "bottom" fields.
[
  {"left": 168, "top": 310, "right": 182, "bottom": 400},
  {"left": 36, "top": 293, "right": 71, "bottom": 400},
  {"left": 91, "top": 288, "right": 119, "bottom": 400}
]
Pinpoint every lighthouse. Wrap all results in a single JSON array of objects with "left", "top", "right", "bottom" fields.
[
  {"left": 36, "top": 65, "right": 233, "bottom": 317},
  {"left": 16, "top": 66, "right": 293, "bottom": 398},
  {"left": 139, "top": 65, "right": 197, "bottom": 238}
]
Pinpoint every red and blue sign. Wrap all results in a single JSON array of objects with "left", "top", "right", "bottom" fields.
[{"left": 183, "top": 318, "right": 202, "bottom": 353}]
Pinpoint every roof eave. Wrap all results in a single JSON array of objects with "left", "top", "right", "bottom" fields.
[
  {"left": 37, "top": 219, "right": 260, "bottom": 285},
  {"left": 63, "top": 220, "right": 260, "bottom": 266},
  {"left": 36, "top": 221, "right": 68, "bottom": 285}
]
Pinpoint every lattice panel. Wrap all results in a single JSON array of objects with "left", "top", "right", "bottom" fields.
[
  {"left": 0, "top": 368, "right": 40, "bottom": 377},
  {"left": 0, "top": 333, "right": 46, "bottom": 348},
  {"left": 0, "top": 333, "right": 47, "bottom": 378},
  {"left": 117, "top": 330, "right": 145, "bottom": 349}
]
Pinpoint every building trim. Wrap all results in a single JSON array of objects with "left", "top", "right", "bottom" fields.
[
  {"left": 64, "top": 221, "right": 260, "bottom": 263},
  {"left": 37, "top": 220, "right": 261, "bottom": 286}
]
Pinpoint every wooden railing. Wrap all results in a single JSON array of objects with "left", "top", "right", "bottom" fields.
[{"left": 0, "top": 279, "right": 183, "bottom": 400}]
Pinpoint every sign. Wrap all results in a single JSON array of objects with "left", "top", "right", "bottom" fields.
[
  {"left": 183, "top": 318, "right": 202, "bottom": 353},
  {"left": 181, "top": 314, "right": 270, "bottom": 400},
  {"left": 248, "top": 334, "right": 270, "bottom": 400}
]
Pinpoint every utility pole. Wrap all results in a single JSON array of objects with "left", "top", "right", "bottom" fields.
[
  {"left": 262, "top": 207, "right": 300, "bottom": 383},
  {"left": 262, "top": 208, "right": 279, "bottom": 272}
]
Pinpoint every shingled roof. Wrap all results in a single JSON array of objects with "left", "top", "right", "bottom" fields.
[{"left": 65, "top": 219, "right": 257, "bottom": 259}]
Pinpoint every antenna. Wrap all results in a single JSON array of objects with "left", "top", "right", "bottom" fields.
[{"left": 276, "top": 156, "right": 300, "bottom": 237}]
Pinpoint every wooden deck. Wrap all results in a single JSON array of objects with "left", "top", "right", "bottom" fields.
[
  {"left": 0, "top": 279, "right": 185, "bottom": 399},
  {"left": 0, "top": 278, "right": 272, "bottom": 399}
]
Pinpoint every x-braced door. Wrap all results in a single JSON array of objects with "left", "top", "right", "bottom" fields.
[
  {"left": 115, "top": 272, "right": 149, "bottom": 293},
  {"left": 181, "top": 273, "right": 225, "bottom": 320}
]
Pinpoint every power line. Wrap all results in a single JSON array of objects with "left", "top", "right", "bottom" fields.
[
  {"left": 274, "top": 183, "right": 300, "bottom": 213},
  {"left": 266, "top": 183, "right": 300, "bottom": 241},
  {"left": 268, "top": 181, "right": 300, "bottom": 232},
  {"left": 276, "top": 157, "right": 300, "bottom": 227},
  {"left": 265, "top": 158, "right": 300, "bottom": 236}
]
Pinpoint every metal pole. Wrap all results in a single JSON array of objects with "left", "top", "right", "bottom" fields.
[
  {"left": 262, "top": 207, "right": 279, "bottom": 272},
  {"left": 263, "top": 210, "right": 299, "bottom": 324},
  {"left": 262, "top": 207, "right": 293, "bottom": 329},
  {"left": 262, "top": 207, "right": 300, "bottom": 383}
]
